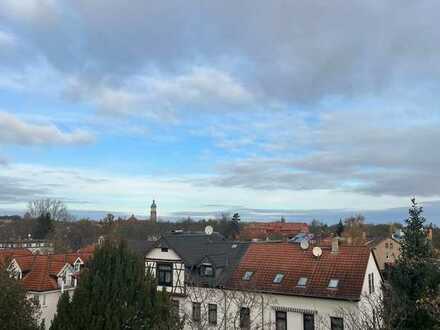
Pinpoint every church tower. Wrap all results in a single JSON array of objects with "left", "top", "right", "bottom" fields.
[{"left": 150, "top": 200, "right": 157, "bottom": 223}]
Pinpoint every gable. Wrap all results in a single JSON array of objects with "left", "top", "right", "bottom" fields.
[
  {"left": 145, "top": 247, "right": 182, "bottom": 261},
  {"left": 56, "top": 263, "right": 73, "bottom": 277},
  {"left": 7, "top": 259, "right": 22, "bottom": 278}
]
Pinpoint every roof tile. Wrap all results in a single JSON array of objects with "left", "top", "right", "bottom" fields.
[{"left": 226, "top": 242, "right": 371, "bottom": 301}]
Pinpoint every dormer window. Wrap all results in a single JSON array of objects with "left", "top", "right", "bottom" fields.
[
  {"left": 74, "top": 262, "right": 81, "bottom": 272},
  {"left": 273, "top": 273, "right": 285, "bottom": 284},
  {"left": 297, "top": 277, "right": 308, "bottom": 287},
  {"left": 242, "top": 271, "right": 254, "bottom": 281},
  {"left": 201, "top": 263, "right": 214, "bottom": 277},
  {"left": 328, "top": 279, "right": 339, "bottom": 289}
]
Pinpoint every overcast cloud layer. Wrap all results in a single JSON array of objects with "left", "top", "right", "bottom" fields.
[{"left": 0, "top": 0, "right": 439, "bottom": 219}]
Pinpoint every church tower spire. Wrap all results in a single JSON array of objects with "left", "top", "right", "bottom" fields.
[{"left": 150, "top": 200, "right": 157, "bottom": 223}]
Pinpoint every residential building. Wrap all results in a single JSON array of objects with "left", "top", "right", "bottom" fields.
[
  {"left": 368, "top": 237, "right": 401, "bottom": 272},
  {"left": 7, "top": 251, "right": 92, "bottom": 329},
  {"left": 142, "top": 231, "right": 382, "bottom": 330},
  {"left": 144, "top": 232, "right": 248, "bottom": 296},
  {"left": 0, "top": 248, "right": 33, "bottom": 266},
  {"left": 241, "top": 222, "right": 309, "bottom": 241},
  {"left": 0, "top": 239, "right": 53, "bottom": 254}
]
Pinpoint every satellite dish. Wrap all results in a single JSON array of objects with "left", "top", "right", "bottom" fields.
[
  {"left": 300, "top": 240, "right": 309, "bottom": 250},
  {"left": 312, "top": 246, "right": 322, "bottom": 258},
  {"left": 205, "top": 225, "right": 214, "bottom": 236}
]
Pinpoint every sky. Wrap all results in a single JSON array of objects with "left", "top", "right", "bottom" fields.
[{"left": 1, "top": 0, "right": 440, "bottom": 223}]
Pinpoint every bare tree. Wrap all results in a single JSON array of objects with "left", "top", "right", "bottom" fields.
[
  {"left": 27, "top": 199, "right": 71, "bottom": 222},
  {"left": 314, "top": 293, "right": 387, "bottom": 330},
  {"left": 181, "top": 279, "right": 275, "bottom": 330}
]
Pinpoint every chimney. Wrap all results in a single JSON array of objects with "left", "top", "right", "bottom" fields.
[
  {"left": 427, "top": 227, "right": 433, "bottom": 241},
  {"left": 332, "top": 237, "right": 339, "bottom": 254}
]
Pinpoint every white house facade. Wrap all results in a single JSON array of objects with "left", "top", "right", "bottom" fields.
[{"left": 143, "top": 232, "right": 383, "bottom": 330}]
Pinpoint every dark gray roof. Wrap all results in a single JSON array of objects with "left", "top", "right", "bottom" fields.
[
  {"left": 126, "top": 239, "right": 156, "bottom": 256},
  {"left": 148, "top": 232, "right": 250, "bottom": 287}
]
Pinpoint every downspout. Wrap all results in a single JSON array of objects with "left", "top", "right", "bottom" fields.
[{"left": 224, "top": 289, "right": 227, "bottom": 330}]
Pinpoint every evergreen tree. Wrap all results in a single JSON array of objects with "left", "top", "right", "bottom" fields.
[
  {"left": 335, "top": 219, "right": 344, "bottom": 236},
  {"left": 386, "top": 198, "right": 440, "bottom": 329},
  {"left": 400, "top": 198, "right": 431, "bottom": 260},
  {"left": 50, "top": 240, "right": 182, "bottom": 330},
  {"left": 0, "top": 264, "right": 40, "bottom": 330},
  {"left": 230, "top": 213, "right": 241, "bottom": 239},
  {"left": 49, "top": 292, "right": 73, "bottom": 330}
]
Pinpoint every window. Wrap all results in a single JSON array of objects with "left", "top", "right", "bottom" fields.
[
  {"left": 201, "top": 264, "right": 214, "bottom": 277},
  {"left": 330, "top": 317, "right": 344, "bottom": 330},
  {"left": 385, "top": 243, "right": 389, "bottom": 249},
  {"left": 41, "top": 294, "right": 46, "bottom": 306},
  {"left": 157, "top": 263, "right": 173, "bottom": 286},
  {"left": 368, "top": 273, "right": 375, "bottom": 294},
  {"left": 208, "top": 304, "right": 217, "bottom": 325},
  {"left": 161, "top": 247, "right": 168, "bottom": 252},
  {"left": 275, "top": 311, "right": 287, "bottom": 330},
  {"left": 390, "top": 242, "right": 393, "bottom": 248},
  {"left": 273, "top": 273, "right": 285, "bottom": 284},
  {"left": 240, "top": 307, "right": 250, "bottom": 329},
  {"left": 328, "top": 279, "right": 339, "bottom": 289},
  {"left": 303, "top": 313, "right": 315, "bottom": 330},
  {"left": 192, "top": 302, "right": 201, "bottom": 322},
  {"left": 242, "top": 271, "right": 254, "bottom": 281},
  {"left": 297, "top": 277, "right": 308, "bottom": 287}
]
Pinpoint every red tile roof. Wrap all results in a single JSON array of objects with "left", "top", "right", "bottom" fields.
[
  {"left": 13, "top": 252, "right": 92, "bottom": 292},
  {"left": 21, "top": 255, "right": 59, "bottom": 292},
  {"left": 226, "top": 242, "right": 371, "bottom": 301},
  {"left": 0, "top": 249, "right": 32, "bottom": 266},
  {"left": 77, "top": 243, "right": 96, "bottom": 254},
  {"left": 241, "top": 222, "right": 308, "bottom": 240}
]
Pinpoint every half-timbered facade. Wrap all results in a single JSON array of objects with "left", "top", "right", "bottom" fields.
[
  {"left": 145, "top": 243, "right": 186, "bottom": 296},
  {"left": 142, "top": 232, "right": 382, "bottom": 330}
]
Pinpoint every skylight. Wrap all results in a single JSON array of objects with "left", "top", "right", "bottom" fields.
[
  {"left": 242, "top": 271, "right": 254, "bottom": 281},
  {"left": 328, "top": 279, "right": 339, "bottom": 288},
  {"left": 297, "top": 277, "right": 308, "bottom": 287},
  {"left": 273, "top": 273, "right": 285, "bottom": 284}
]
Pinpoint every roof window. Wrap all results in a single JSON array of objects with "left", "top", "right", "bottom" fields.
[
  {"left": 273, "top": 273, "right": 285, "bottom": 284},
  {"left": 328, "top": 279, "right": 339, "bottom": 289},
  {"left": 297, "top": 277, "right": 308, "bottom": 287},
  {"left": 242, "top": 271, "right": 254, "bottom": 281}
]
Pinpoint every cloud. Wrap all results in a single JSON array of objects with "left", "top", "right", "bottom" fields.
[
  {"left": 0, "top": 175, "right": 47, "bottom": 203},
  {"left": 64, "top": 67, "right": 254, "bottom": 119},
  {"left": 2, "top": 0, "right": 440, "bottom": 106},
  {"left": 0, "top": 111, "right": 95, "bottom": 146},
  {"left": 1, "top": 0, "right": 440, "bottom": 206},
  {"left": 208, "top": 107, "right": 440, "bottom": 197}
]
